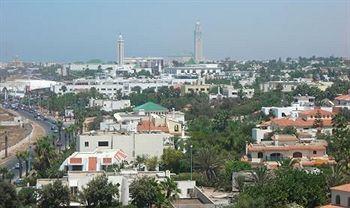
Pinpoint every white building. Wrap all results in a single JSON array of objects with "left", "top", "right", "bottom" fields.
[
  {"left": 89, "top": 98, "right": 131, "bottom": 112},
  {"left": 36, "top": 170, "right": 212, "bottom": 206},
  {"left": 334, "top": 92, "right": 350, "bottom": 109},
  {"left": 76, "top": 131, "right": 172, "bottom": 162},
  {"left": 222, "top": 85, "right": 254, "bottom": 99},
  {"left": 59, "top": 149, "right": 127, "bottom": 172},
  {"left": 321, "top": 183, "right": 350, "bottom": 207},
  {"left": 50, "top": 77, "right": 171, "bottom": 97},
  {"left": 165, "top": 64, "right": 222, "bottom": 76}
]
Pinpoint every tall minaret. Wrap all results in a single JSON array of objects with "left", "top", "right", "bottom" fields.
[
  {"left": 194, "top": 21, "right": 203, "bottom": 63},
  {"left": 117, "top": 33, "right": 125, "bottom": 66}
]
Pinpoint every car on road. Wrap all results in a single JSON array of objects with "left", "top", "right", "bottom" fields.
[
  {"left": 14, "top": 178, "right": 24, "bottom": 186},
  {"left": 15, "top": 163, "right": 20, "bottom": 169}
]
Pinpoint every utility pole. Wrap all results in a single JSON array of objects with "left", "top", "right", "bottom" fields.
[
  {"left": 28, "top": 145, "right": 32, "bottom": 172},
  {"left": 190, "top": 144, "right": 193, "bottom": 181},
  {"left": 4, "top": 131, "right": 8, "bottom": 158}
]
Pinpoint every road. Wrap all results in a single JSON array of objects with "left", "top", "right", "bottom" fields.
[{"left": 0, "top": 108, "right": 55, "bottom": 181}]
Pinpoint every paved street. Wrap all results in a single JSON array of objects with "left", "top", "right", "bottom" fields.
[{"left": 0, "top": 108, "right": 54, "bottom": 180}]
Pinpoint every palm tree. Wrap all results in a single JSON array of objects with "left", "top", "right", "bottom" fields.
[
  {"left": 135, "top": 155, "right": 146, "bottom": 171},
  {"left": 326, "top": 164, "right": 348, "bottom": 190},
  {"left": 194, "top": 147, "right": 222, "bottom": 181},
  {"left": 234, "top": 175, "right": 246, "bottom": 192},
  {"left": 250, "top": 166, "right": 270, "bottom": 185},
  {"left": 15, "top": 151, "right": 24, "bottom": 178},
  {"left": 160, "top": 177, "right": 181, "bottom": 202},
  {"left": 34, "top": 136, "right": 57, "bottom": 176},
  {"left": 21, "top": 151, "right": 30, "bottom": 177},
  {"left": 56, "top": 120, "right": 63, "bottom": 150},
  {"left": 0, "top": 167, "right": 14, "bottom": 183}
]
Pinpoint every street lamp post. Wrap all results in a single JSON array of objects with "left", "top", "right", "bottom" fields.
[
  {"left": 4, "top": 131, "right": 8, "bottom": 158},
  {"left": 28, "top": 145, "right": 32, "bottom": 172},
  {"left": 190, "top": 144, "right": 193, "bottom": 181}
]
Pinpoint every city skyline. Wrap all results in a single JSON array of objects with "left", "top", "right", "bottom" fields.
[{"left": 0, "top": 0, "right": 349, "bottom": 62}]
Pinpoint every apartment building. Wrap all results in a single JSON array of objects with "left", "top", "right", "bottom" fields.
[
  {"left": 89, "top": 98, "right": 131, "bottom": 112},
  {"left": 76, "top": 131, "right": 172, "bottom": 162}
]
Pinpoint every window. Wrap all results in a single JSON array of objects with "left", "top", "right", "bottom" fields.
[
  {"left": 174, "top": 125, "right": 179, "bottom": 132},
  {"left": 98, "top": 141, "right": 109, "bottom": 147},
  {"left": 71, "top": 165, "right": 83, "bottom": 171},
  {"left": 84, "top": 141, "right": 89, "bottom": 147},
  {"left": 258, "top": 152, "right": 263, "bottom": 159},
  {"left": 335, "top": 195, "right": 340, "bottom": 205},
  {"left": 313, "top": 151, "right": 317, "bottom": 154}
]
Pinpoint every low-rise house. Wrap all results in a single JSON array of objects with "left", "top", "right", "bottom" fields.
[
  {"left": 260, "top": 81, "right": 301, "bottom": 92},
  {"left": 245, "top": 134, "right": 334, "bottom": 166},
  {"left": 222, "top": 85, "right": 254, "bottom": 99},
  {"left": 321, "top": 183, "right": 350, "bottom": 207},
  {"left": 36, "top": 170, "right": 213, "bottom": 207},
  {"left": 261, "top": 95, "right": 317, "bottom": 119},
  {"left": 111, "top": 102, "right": 186, "bottom": 136},
  {"left": 253, "top": 108, "right": 335, "bottom": 141},
  {"left": 334, "top": 91, "right": 350, "bottom": 109},
  {"left": 60, "top": 149, "right": 127, "bottom": 171}
]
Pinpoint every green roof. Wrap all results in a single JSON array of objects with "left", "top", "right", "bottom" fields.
[{"left": 133, "top": 102, "right": 168, "bottom": 112}]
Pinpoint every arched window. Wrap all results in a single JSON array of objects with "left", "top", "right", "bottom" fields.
[
  {"left": 258, "top": 152, "right": 264, "bottom": 158},
  {"left": 335, "top": 195, "right": 341, "bottom": 205},
  {"left": 293, "top": 152, "right": 303, "bottom": 158}
]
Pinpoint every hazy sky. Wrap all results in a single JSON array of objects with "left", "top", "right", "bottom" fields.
[{"left": 0, "top": 0, "right": 349, "bottom": 62}]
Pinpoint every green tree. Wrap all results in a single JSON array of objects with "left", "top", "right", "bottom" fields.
[
  {"left": 38, "top": 180, "right": 70, "bottom": 208},
  {"left": 160, "top": 177, "right": 181, "bottom": 201},
  {"left": 33, "top": 136, "right": 57, "bottom": 178},
  {"left": 130, "top": 177, "right": 163, "bottom": 207},
  {"left": 241, "top": 167, "right": 327, "bottom": 208},
  {"left": 18, "top": 187, "right": 37, "bottom": 206},
  {"left": 0, "top": 167, "right": 14, "bottom": 182},
  {"left": 0, "top": 181, "right": 18, "bottom": 207},
  {"left": 145, "top": 156, "right": 158, "bottom": 171},
  {"left": 161, "top": 148, "right": 185, "bottom": 173},
  {"left": 134, "top": 155, "right": 146, "bottom": 171},
  {"left": 250, "top": 166, "right": 270, "bottom": 186},
  {"left": 15, "top": 151, "right": 24, "bottom": 178},
  {"left": 80, "top": 175, "right": 120, "bottom": 208},
  {"left": 194, "top": 148, "right": 222, "bottom": 181}
]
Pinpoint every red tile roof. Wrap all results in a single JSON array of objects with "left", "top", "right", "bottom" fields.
[
  {"left": 330, "top": 183, "right": 350, "bottom": 192},
  {"left": 335, "top": 94, "right": 350, "bottom": 101},
  {"left": 319, "top": 204, "right": 344, "bottom": 208},
  {"left": 299, "top": 109, "right": 333, "bottom": 117},
  {"left": 270, "top": 118, "right": 333, "bottom": 128},
  {"left": 248, "top": 144, "right": 326, "bottom": 152},
  {"left": 137, "top": 120, "right": 169, "bottom": 133}
]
